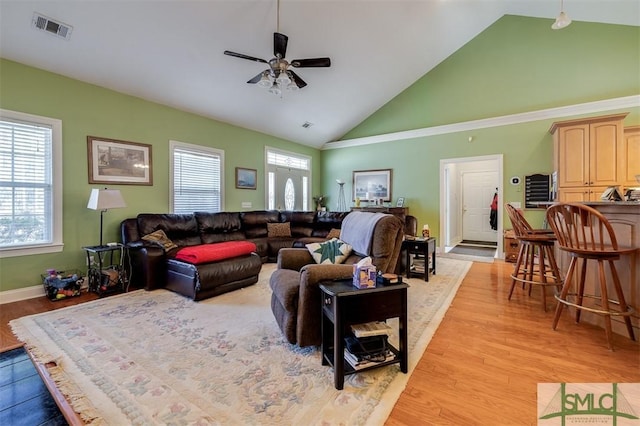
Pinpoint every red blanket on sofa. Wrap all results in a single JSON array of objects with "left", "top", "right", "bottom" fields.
[{"left": 175, "top": 241, "right": 257, "bottom": 265}]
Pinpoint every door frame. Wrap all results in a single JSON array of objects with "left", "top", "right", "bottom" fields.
[{"left": 439, "top": 154, "right": 504, "bottom": 257}]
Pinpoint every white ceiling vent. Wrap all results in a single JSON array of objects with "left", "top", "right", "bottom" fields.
[{"left": 32, "top": 13, "right": 73, "bottom": 40}]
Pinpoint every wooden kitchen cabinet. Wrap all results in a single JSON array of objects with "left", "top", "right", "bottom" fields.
[
  {"left": 621, "top": 125, "right": 640, "bottom": 187},
  {"left": 551, "top": 113, "right": 628, "bottom": 202},
  {"left": 558, "top": 186, "right": 610, "bottom": 202}
]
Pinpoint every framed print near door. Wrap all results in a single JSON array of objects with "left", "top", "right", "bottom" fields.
[
  {"left": 352, "top": 169, "right": 392, "bottom": 202},
  {"left": 87, "top": 136, "right": 153, "bottom": 185}
]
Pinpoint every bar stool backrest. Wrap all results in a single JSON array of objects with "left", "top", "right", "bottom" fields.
[
  {"left": 505, "top": 203, "right": 533, "bottom": 237},
  {"left": 545, "top": 203, "right": 619, "bottom": 252}
]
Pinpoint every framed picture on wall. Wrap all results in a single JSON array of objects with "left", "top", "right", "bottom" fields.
[
  {"left": 87, "top": 136, "right": 153, "bottom": 185},
  {"left": 236, "top": 167, "right": 257, "bottom": 190},
  {"left": 352, "top": 169, "right": 392, "bottom": 202}
]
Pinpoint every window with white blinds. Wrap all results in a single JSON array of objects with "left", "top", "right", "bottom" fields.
[
  {"left": 170, "top": 141, "right": 224, "bottom": 214},
  {"left": 0, "top": 109, "right": 63, "bottom": 257}
]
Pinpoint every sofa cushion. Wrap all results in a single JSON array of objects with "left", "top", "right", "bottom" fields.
[
  {"left": 141, "top": 229, "right": 178, "bottom": 251},
  {"left": 306, "top": 238, "right": 353, "bottom": 265},
  {"left": 241, "top": 210, "right": 280, "bottom": 239},
  {"left": 175, "top": 241, "right": 257, "bottom": 265},
  {"left": 137, "top": 213, "right": 201, "bottom": 247},
  {"left": 267, "top": 222, "right": 292, "bottom": 237},
  {"left": 196, "top": 212, "right": 244, "bottom": 244}
]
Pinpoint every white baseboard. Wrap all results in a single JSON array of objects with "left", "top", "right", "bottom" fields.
[
  {"left": 0, "top": 277, "right": 89, "bottom": 305},
  {"left": 0, "top": 285, "right": 45, "bottom": 304}
]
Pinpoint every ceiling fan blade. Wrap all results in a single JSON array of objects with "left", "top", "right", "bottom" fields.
[
  {"left": 290, "top": 57, "right": 331, "bottom": 68},
  {"left": 247, "top": 72, "right": 265, "bottom": 84},
  {"left": 274, "top": 32, "right": 288, "bottom": 58},
  {"left": 224, "top": 50, "right": 268, "bottom": 64},
  {"left": 288, "top": 70, "right": 307, "bottom": 89}
]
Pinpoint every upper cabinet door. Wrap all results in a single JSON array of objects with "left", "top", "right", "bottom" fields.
[
  {"left": 589, "top": 121, "right": 622, "bottom": 187},
  {"left": 621, "top": 126, "right": 640, "bottom": 187},
  {"left": 557, "top": 124, "right": 589, "bottom": 188}
]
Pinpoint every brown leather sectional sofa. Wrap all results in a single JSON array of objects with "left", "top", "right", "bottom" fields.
[{"left": 120, "top": 210, "right": 348, "bottom": 300}]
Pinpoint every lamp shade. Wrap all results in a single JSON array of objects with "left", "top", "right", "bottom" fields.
[
  {"left": 87, "top": 189, "right": 127, "bottom": 210},
  {"left": 551, "top": 11, "right": 572, "bottom": 29}
]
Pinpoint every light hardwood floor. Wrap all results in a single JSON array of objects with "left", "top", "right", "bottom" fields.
[{"left": 1, "top": 260, "right": 639, "bottom": 425}]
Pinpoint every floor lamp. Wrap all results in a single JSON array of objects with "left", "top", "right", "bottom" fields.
[
  {"left": 336, "top": 179, "right": 347, "bottom": 212},
  {"left": 87, "top": 188, "right": 127, "bottom": 246}
]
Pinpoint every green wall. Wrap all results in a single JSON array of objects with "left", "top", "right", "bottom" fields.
[
  {"left": 1, "top": 15, "right": 639, "bottom": 293},
  {"left": 321, "top": 16, "right": 640, "bottom": 238},
  {"left": 0, "top": 59, "right": 320, "bottom": 292}
]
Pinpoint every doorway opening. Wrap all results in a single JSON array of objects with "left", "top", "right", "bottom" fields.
[{"left": 439, "top": 154, "right": 503, "bottom": 260}]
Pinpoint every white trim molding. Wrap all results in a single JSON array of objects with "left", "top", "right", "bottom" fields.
[{"left": 323, "top": 95, "right": 640, "bottom": 150}]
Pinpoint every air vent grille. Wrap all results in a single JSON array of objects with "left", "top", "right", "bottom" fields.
[{"left": 32, "top": 13, "right": 73, "bottom": 40}]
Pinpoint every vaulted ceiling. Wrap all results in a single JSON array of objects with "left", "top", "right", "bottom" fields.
[{"left": 1, "top": 1, "right": 638, "bottom": 148}]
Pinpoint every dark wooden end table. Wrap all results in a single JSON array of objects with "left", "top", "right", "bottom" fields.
[
  {"left": 319, "top": 280, "right": 409, "bottom": 390},
  {"left": 402, "top": 237, "right": 436, "bottom": 281}
]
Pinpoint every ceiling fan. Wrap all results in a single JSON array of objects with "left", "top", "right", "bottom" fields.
[{"left": 223, "top": 0, "right": 331, "bottom": 94}]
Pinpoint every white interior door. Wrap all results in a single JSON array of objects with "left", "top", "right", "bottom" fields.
[{"left": 461, "top": 171, "right": 498, "bottom": 243}]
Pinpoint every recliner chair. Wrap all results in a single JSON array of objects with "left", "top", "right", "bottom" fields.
[{"left": 269, "top": 213, "right": 404, "bottom": 347}]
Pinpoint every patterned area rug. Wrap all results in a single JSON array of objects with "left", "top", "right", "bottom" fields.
[{"left": 11, "top": 258, "right": 471, "bottom": 425}]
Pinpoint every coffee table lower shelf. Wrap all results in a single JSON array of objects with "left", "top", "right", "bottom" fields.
[{"left": 322, "top": 344, "right": 401, "bottom": 375}]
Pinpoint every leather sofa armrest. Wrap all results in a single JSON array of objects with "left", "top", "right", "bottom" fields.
[
  {"left": 296, "top": 263, "right": 354, "bottom": 347},
  {"left": 277, "top": 248, "right": 314, "bottom": 271},
  {"left": 126, "top": 243, "right": 167, "bottom": 290}
]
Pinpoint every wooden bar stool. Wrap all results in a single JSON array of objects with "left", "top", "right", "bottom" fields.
[
  {"left": 505, "top": 204, "right": 563, "bottom": 311},
  {"left": 546, "top": 203, "right": 636, "bottom": 350}
]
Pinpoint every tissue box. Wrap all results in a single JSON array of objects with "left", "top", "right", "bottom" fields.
[{"left": 353, "top": 264, "right": 377, "bottom": 289}]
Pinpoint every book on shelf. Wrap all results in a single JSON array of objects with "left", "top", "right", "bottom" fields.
[
  {"left": 344, "top": 348, "right": 394, "bottom": 370},
  {"left": 350, "top": 321, "right": 392, "bottom": 338}
]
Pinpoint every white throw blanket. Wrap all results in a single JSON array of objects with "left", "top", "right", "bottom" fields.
[{"left": 340, "top": 211, "right": 387, "bottom": 256}]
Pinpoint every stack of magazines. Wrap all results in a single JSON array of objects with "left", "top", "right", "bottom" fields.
[{"left": 344, "top": 322, "right": 394, "bottom": 370}]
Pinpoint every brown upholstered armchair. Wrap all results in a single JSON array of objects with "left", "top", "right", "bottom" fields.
[{"left": 269, "top": 213, "right": 404, "bottom": 347}]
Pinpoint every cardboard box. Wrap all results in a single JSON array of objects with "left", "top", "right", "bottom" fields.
[
  {"left": 353, "top": 265, "right": 377, "bottom": 289},
  {"left": 504, "top": 229, "right": 520, "bottom": 263}
]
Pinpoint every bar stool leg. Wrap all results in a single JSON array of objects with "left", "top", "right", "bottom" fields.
[
  {"left": 608, "top": 259, "right": 636, "bottom": 341},
  {"left": 545, "top": 245, "right": 564, "bottom": 295},
  {"left": 553, "top": 257, "right": 577, "bottom": 330},
  {"left": 509, "top": 243, "right": 526, "bottom": 300},
  {"left": 575, "top": 258, "right": 588, "bottom": 324},
  {"left": 538, "top": 245, "right": 548, "bottom": 312},
  {"left": 597, "top": 259, "right": 614, "bottom": 351}
]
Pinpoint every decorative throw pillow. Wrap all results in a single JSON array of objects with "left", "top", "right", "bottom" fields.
[
  {"left": 267, "top": 222, "right": 292, "bottom": 237},
  {"left": 306, "top": 238, "right": 353, "bottom": 265},
  {"left": 326, "top": 228, "right": 341, "bottom": 239},
  {"left": 142, "top": 229, "right": 178, "bottom": 251}
]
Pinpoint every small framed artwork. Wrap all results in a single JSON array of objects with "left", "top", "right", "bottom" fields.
[
  {"left": 353, "top": 169, "right": 392, "bottom": 202},
  {"left": 87, "top": 136, "right": 152, "bottom": 185},
  {"left": 396, "top": 197, "right": 405, "bottom": 207},
  {"left": 236, "top": 167, "right": 257, "bottom": 190}
]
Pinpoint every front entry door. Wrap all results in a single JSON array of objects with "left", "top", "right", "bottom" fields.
[
  {"left": 274, "top": 167, "right": 305, "bottom": 210},
  {"left": 462, "top": 171, "right": 498, "bottom": 243}
]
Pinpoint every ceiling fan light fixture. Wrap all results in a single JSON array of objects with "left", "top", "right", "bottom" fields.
[
  {"left": 258, "top": 71, "right": 273, "bottom": 88},
  {"left": 286, "top": 81, "right": 299, "bottom": 91},
  {"left": 276, "top": 70, "right": 291, "bottom": 85},
  {"left": 551, "top": 0, "right": 572, "bottom": 30},
  {"left": 269, "top": 82, "right": 282, "bottom": 96}
]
